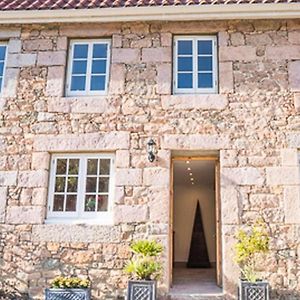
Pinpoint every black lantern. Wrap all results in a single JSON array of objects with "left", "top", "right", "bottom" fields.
[{"left": 147, "top": 138, "right": 156, "bottom": 162}]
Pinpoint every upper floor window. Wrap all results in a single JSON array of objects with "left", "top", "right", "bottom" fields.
[
  {"left": 173, "top": 36, "right": 217, "bottom": 94},
  {"left": 47, "top": 153, "right": 115, "bottom": 224},
  {"left": 0, "top": 43, "right": 7, "bottom": 94},
  {"left": 66, "top": 40, "right": 111, "bottom": 96}
]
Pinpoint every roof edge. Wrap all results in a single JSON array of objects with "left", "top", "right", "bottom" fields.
[{"left": 0, "top": 3, "right": 300, "bottom": 24}]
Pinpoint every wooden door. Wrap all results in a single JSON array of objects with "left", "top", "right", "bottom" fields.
[
  {"left": 215, "top": 160, "right": 222, "bottom": 287},
  {"left": 169, "top": 160, "right": 174, "bottom": 288}
]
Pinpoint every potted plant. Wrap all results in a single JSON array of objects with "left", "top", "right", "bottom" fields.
[
  {"left": 45, "top": 276, "right": 90, "bottom": 300},
  {"left": 234, "top": 221, "right": 270, "bottom": 300},
  {"left": 124, "top": 240, "right": 163, "bottom": 300}
]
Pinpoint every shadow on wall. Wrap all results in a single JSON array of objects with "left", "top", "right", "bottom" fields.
[
  {"left": 271, "top": 290, "right": 300, "bottom": 300},
  {"left": 0, "top": 288, "right": 29, "bottom": 300}
]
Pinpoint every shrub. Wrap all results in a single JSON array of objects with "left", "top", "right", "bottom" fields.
[
  {"left": 50, "top": 276, "right": 90, "bottom": 289},
  {"left": 124, "top": 240, "right": 163, "bottom": 281}
]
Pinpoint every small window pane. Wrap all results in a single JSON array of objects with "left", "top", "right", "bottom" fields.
[
  {"left": 178, "top": 57, "right": 193, "bottom": 72},
  {"left": 71, "top": 76, "right": 86, "bottom": 91},
  {"left": 0, "top": 46, "right": 6, "bottom": 60},
  {"left": 86, "top": 177, "right": 97, "bottom": 193},
  {"left": 85, "top": 195, "right": 96, "bottom": 211},
  {"left": 72, "top": 60, "right": 87, "bottom": 75},
  {"left": 0, "top": 78, "right": 2, "bottom": 91},
  {"left": 178, "top": 73, "right": 193, "bottom": 89},
  {"left": 56, "top": 159, "right": 67, "bottom": 175},
  {"left": 93, "top": 44, "right": 107, "bottom": 58},
  {"left": 0, "top": 62, "right": 4, "bottom": 75},
  {"left": 90, "top": 75, "right": 105, "bottom": 91},
  {"left": 91, "top": 60, "right": 106, "bottom": 74},
  {"left": 198, "top": 56, "right": 212, "bottom": 72},
  {"left": 178, "top": 40, "right": 192, "bottom": 55},
  {"left": 198, "top": 40, "right": 212, "bottom": 55},
  {"left": 198, "top": 73, "right": 213, "bottom": 88},
  {"left": 67, "top": 177, "right": 78, "bottom": 193},
  {"left": 97, "top": 195, "right": 108, "bottom": 212},
  {"left": 74, "top": 44, "right": 88, "bottom": 59},
  {"left": 87, "top": 159, "right": 98, "bottom": 175},
  {"left": 55, "top": 177, "right": 65, "bottom": 193},
  {"left": 100, "top": 159, "right": 110, "bottom": 175},
  {"left": 98, "top": 177, "right": 109, "bottom": 193},
  {"left": 68, "top": 159, "right": 79, "bottom": 175},
  {"left": 53, "top": 195, "right": 64, "bottom": 211},
  {"left": 66, "top": 195, "right": 77, "bottom": 211}
]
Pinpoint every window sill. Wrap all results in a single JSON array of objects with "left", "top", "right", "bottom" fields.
[
  {"left": 161, "top": 94, "right": 228, "bottom": 110},
  {"left": 44, "top": 217, "right": 114, "bottom": 226}
]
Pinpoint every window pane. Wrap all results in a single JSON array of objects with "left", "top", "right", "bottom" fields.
[
  {"left": 85, "top": 195, "right": 96, "bottom": 211},
  {"left": 91, "top": 60, "right": 106, "bottom": 74},
  {"left": 73, "top": 44, "right": 88, "bottom": 59},
  {"left": 93, "top": 44, "right": 107, "bottom": 58},
  {"left": 178, "top": 57, "right": 193, "bottom": 72},
  {"left": 0, "top": 46, "right": 6, "bottom": 60},
  {"left": 198, "top": 56, "right": 212, "bottom": 72},
  {"left": 0, "top": 78, "right": 2, "bottom": 91},
  {"left": 55, "top": 177, "right": 65, "bottom": 192},
  {"left": 53, "top": 195, "right": 64, "bottom": 211},
  {"left": 178, "top": 40, "right": 192, "bottom": 55},
  {"left": 0, "top": 62, "right": 4, "bottom": 75},
  {"left": 198, "top": 40, "right": 212, "bottom": 55},
  {"left": 56, "top": 159, "right": 67, "bottom": 175},
  {"left": 71, "top": 76, "right": 86, "bottom": 91},
  {"left": 100, "top": 159, "right": 110, "bottom": 175},
  {"left": 198, "top": 73, "right": 213, "bottom": 88},
  {"left": 98, "top": 177, "right": 109, "bottom": 193},
  {"left": 97, "top": 195, "right": 108, "bottom": 212},
  {"left": 67, "top": 177, "right": 78, "bottom": 192},
  {"left": 66, "top": 195, "right": 77, "bottom": 211},
  {"left": 87, "top": 159, "right": 98, "bottom": 175},
  {"left": 68, "top": 159, "right": 79, "bottom": 175},
  {"left": 72, "top": 60, "right": 87, "bottom": 75},
  {"left": 86, "top": 177, "right": 97, "bottom": 193},
  {"left": 90, "top": 75, "right": 105, "bottom": 91},
  {"left": 178, "top": 73, "right": 193, "bottom": 89}
]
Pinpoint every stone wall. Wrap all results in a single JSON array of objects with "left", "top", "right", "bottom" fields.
[{"left": 0, "top": 19, "right": 300, "bottom": 299}]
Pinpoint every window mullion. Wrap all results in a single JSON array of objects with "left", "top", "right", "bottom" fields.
[
  {"left": 77, "top": 157, "right": 86, "bottom": 218},
  {"left": 86, "top": 42, "right": 93, "bottom": 95},
  {"left": 193, "top": 38, "right": 198, "bottom": 93}
]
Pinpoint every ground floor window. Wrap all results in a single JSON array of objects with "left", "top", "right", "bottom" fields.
[{"left": 47, "top": 153, "right": 114, "bottom": 223}]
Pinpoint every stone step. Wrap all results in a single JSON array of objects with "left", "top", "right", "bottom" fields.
[{"left": 161, "top": 294, "right": 224, "bottom": 300}]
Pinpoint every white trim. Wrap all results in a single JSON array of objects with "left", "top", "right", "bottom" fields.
[
  {"left": 0, "top": 43, "right": 7, "bottom": 96},
  {"left": 173, "top": 36, "right": 218, "bottom": 95},
  {"left": 0, "top": 4, "right": 299, "bottom": 24},
  {"left": 47, "top": 153, "right": 115, "bottom": 224},
  {"left": 66, "top": 39, "right": 111, "bottom": 97}
]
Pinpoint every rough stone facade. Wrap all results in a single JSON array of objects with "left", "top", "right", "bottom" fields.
[{"left": 0, "top": 19, "right": 300, "bottom": 299}]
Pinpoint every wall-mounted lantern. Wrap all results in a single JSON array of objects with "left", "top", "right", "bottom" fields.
[{"left": 147, "top": 138, "right": 157, "bottom": 163}]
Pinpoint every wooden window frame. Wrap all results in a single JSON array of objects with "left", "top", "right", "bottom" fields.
[
  {"left": 173, "top": 36, "right": 218, "bottom": 95},
  {"left": 47, "top": 153, "right": 115, "bottom": 224}
]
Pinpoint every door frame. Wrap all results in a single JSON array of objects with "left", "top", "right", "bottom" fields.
[{"left": 169, "top": 156, "right": 222, "bottom": 289}]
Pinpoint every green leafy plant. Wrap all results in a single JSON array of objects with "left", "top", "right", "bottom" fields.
[
  {"left": 124, "top": 240, "right": 163, "bottom": 280},
  {"left": 234, "top": 221, "right": 270, "bottom": 283},
  {"left": 50, "top": 276, "right": 90, "bottom": 289}
]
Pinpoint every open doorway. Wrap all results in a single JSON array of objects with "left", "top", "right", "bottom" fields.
[{"left": 170, "top": 157, "right": 222, "bottom": 296}]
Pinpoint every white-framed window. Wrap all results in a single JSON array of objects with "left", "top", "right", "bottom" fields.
[
  {"left": 66, "top": 39, "right": 111, "bottom": 96},
  {"left": 47, "top": 153, "right": 115, "bottom": 224},
  {"left": 173, "top": 36, "right": 218, "bottom": 94},
  {"left": 0, "top": 43, "right": 7, "bottom": 94}
]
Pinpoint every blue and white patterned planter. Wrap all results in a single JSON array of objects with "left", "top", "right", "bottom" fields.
[
  {"left": 127, "top": 280, "right": 156, "bottom": 300},
  {"left": 239, "top": 281, "right": 269, "bottom": 300},
  {"left": 45, "top": 288, "right": 90, "bottom": 300}
]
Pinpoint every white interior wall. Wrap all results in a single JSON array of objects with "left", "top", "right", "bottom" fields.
[{"left": 173, "top": 184, "right": 216, "bottom": 263}]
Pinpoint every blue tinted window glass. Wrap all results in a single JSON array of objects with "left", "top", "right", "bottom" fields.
[
  {"left": 0, "top": 46, "right": 6, "bottom": 61},
  {"left": 0, "top": 62, "right": 4, "bottom": 75},
  {"left": 71, "top": 76, "right": 86, "bottom": 91},
  {"left": 198, "top": 56, "right": 212, "bottom": 71},
  {"left": 72, "top": 60, "right": 87, "bottom": 75},
  {"left": 91, "top": 75, "right": 105, "bottom": 91},
  {"left": 198, "top": 73, "right": 213, "bottom": 88},
  {"left": 93, "top": 44, "right": 107, "bottom": 59},
  {"left": 178, "top": 73, "right": 193, "bottom": 89},
  {"left": 92, "top": 60, "right": 107, "bottom": 74},
  {"left": 73, "top": 44, "right": 88, "bottom": 59},
  {"left": 178, "top": 57, "right": 193, "bottom": 72},
  {"left": 178, "top": 40, "right": 193, "bottom": 55},
  {"left": 198, "top": 40, "right": 212, "bottom": 55},
  {"left": 0, "top": 78, "right": 2, "bottom": 92}
]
